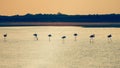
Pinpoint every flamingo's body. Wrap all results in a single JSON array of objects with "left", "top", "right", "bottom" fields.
[
  {"left": 33, "top": 34, "right": 37, "bottom": 37},
  {"left": 62, "top": 36, "right": 66, "bottom": 39},
  {"left": 3, "top": 34, "right": 7, "bottom": 38},
  {"left": 48, "top": 34, "right": 52, "bottom": 37},
  {"left": 108, "top": 34, "right": 112, "bottom": 38},
  {"left": 90, "top": 34, "right": 95, "bottom": 39},
  {"left": 74, "top": 33, "right": 78, "bottom": 36}
]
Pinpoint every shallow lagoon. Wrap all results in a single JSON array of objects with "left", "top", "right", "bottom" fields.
[{"left": 0, "top": 26, "right": 120, "bottom": 68}]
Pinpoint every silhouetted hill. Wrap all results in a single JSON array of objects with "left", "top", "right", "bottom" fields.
[{"left": 0, "top": 13, "right": 120, "bottom": 22}]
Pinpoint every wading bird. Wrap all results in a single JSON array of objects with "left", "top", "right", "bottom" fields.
[
  {"left": 33, "top": 33, "right": 38, "bottom": 40},
  {"left": 107, "top": 34, "right": 112, "bottom": 42},
  {"left": 48, "top": 34, "right": 52, "bottom": 42},
  {"left": 62, "top": 36, "right": 66, "bottom": 44},
  {"left": 74, "top": 33, "right": 78, "bottom": 41},
  {"left": 89, "top": 34, "right": 95, "bottom": 43},
  {"left": 3, "top": 33, "right": 7, "bottom": 41}
]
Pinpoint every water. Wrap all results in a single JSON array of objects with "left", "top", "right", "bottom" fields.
[{"left": 0, "top": 26, "right": 120, "bottom": 68}]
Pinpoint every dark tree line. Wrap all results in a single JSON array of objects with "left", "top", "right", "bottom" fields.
[{"left": 0, "top": 13, "right": 120, "bottom": 22}]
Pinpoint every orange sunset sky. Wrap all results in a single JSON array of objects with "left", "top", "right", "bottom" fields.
[{"left": 0, "top": 0, "right": 120, "bottom": 15}]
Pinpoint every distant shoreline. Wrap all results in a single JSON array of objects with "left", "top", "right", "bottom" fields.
[
  {"left": 0, "top": 14, "right": 120, "bottom": 22},
  {"left": 0, "top": 22, "right": 120, "bottom": 27}
]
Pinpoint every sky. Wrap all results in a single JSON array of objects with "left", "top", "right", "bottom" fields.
[{"left": 0, "top": 0, "right": 120, "bottom": 15}]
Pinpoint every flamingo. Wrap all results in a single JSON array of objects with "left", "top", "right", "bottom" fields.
[
  {"left": 62, "top": 36, "right": 66, "bottom": 43},
  {"left": 107, "top": 34, "right": 112, "bottom": 42},
  {"left": 74, "top": 33, "right": 78, "bottom": 41},
  {"left": 3, "top": 33, "right": 7, "bottom": 41},
  {"left": 89, "top": 34, "right": 95, "bottom": 43},
  {"left": 48, "top": 34, "right": 52, "bottom": 42},
  {"left": 33, "top": 33, "right": 38, "bottom": 40}
]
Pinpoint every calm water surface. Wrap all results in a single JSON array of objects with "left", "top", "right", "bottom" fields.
[{"left": 0, "top": 26, "right": 120, "bottom": 68}]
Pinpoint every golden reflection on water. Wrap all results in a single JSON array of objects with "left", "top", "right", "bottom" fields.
[{"left": 0, "top": 26, "right": 120, "bottom": 68}]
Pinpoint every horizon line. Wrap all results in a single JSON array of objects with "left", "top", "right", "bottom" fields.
[{"left": 0, "top": 12, "right": 120, "bottom": 16}]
